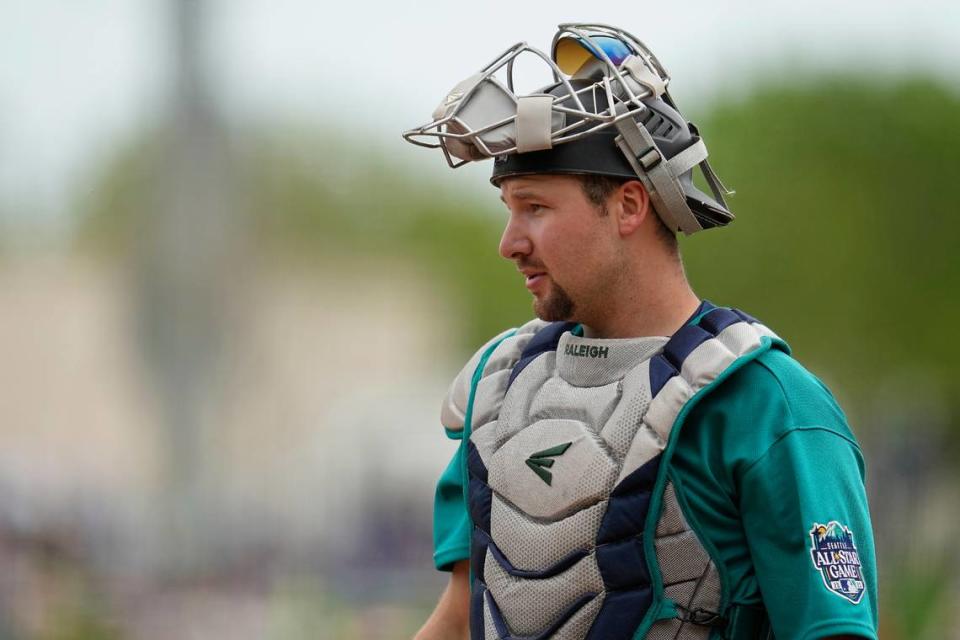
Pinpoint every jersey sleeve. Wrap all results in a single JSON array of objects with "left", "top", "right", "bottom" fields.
[
  {"left": 433, "top": 443, "right": 471, "bottom": 571},
  {"left": 738, "top": 427, "right": 879, "bottom": 640}
]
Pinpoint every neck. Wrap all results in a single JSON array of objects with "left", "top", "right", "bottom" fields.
[{"left": 581, "top": 252, "right": 700, "bottom": 340}]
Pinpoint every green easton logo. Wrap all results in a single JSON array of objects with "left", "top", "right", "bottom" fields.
[{"left": 525, "top": 442, "right": 572, "bottom": 486}]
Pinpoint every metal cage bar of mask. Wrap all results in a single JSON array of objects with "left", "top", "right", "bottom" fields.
[{"left": 401, "top": 28, "right": 670, "bottom": 167}]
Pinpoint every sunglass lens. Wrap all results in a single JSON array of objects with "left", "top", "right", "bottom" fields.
[{"left": 553, "top": 35, "right": 633, "bottom": 75}]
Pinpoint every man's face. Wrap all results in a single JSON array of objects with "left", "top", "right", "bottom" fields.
[{"left": 498, "top": 174, "right": 625, "bottom": 324}]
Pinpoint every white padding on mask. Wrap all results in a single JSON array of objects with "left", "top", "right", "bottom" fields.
[
  {"left": 516, "top": 94, "right": 556, "bottom": 153},
  {"left": 443, "top": 77, "right": 518, "bottom": 160},
  {"left": 432, "top": 73, "right": 485, "bottom": 121}
]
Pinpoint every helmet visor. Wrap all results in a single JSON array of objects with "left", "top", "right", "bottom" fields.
[{"left": 552, "top": 35, "right": 633, "bottom": 75}]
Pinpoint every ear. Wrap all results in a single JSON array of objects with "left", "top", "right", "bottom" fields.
[{"left": 616, "top": 180, "right": 650, "bottom": 237}]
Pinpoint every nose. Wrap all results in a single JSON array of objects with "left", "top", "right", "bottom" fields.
[{"left": 498, "top": 214, "right": 532, "bottom": 260}]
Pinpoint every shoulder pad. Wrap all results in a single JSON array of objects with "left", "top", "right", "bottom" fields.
[{"left": 441, "top": 319, "right": 547, "bottom": 434}]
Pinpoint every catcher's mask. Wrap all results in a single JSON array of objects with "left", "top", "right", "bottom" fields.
[{"left": 402, "top": 23, "right": 735, "bottom": 235}]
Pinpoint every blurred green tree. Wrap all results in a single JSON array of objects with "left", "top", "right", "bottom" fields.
[{"left": 684, "top": 77, "right": 960, "bottom": 410}]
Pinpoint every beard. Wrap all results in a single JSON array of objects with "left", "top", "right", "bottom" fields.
[
  {"left": 534, "top": 278, "right": 576, "bottom": 321},
  {"left": 517, "top": 257, "right": 578, "bottom": 321}
]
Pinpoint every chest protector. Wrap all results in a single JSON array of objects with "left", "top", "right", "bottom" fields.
[{"left": 441, "top": 304, "right": 786, "bottom": 640}]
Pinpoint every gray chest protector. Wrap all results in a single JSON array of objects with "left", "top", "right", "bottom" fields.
[{"left": 441, "top": 304, "right": 783, "bottom": 639}]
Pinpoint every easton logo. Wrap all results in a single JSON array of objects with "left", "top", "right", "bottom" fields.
[
  {"left": 564, "top": 344, "right": 609, "bottom": 359},
  {"left": 809, "top": 521, "right": 865, "bottom": 604},
  {"left": 525, "top": 442, "right": 572, "bottom": 486}
]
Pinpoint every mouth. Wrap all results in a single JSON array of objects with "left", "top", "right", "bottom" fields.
[{"left": 523, "top": 272, "right": 547, "bottom": 292}]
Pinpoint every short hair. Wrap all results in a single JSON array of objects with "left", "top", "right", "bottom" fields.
[{"left": 578, "top": 174, "right": 678, "bottom": 254}]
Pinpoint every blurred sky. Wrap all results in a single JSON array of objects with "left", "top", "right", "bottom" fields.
[{"left": 2, "top": 0, "right": 958, "bottom": 231}]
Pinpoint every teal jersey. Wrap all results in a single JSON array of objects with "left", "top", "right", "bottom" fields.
[
  {"left": 669, "top": 348, "right": 878, "bottom": 639},
  {"left": 432, "top": 333, "right": 878, "bottom": 640}
]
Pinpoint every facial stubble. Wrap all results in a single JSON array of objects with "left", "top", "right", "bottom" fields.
[{"left": 534, "top": 277, "right": 576, "bottom": 322}]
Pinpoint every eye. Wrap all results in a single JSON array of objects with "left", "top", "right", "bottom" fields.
[{"left": 527, "top": 203, "right": 546, "bottom": 214}]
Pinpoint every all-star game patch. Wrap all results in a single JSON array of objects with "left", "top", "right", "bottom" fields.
[{"left": 809, "top": 521, "right": 865, "bottom": 604}]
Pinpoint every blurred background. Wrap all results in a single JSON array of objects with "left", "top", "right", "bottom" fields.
[{"left": 1, "top": 0, "right": 958, "bottom": 637}]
